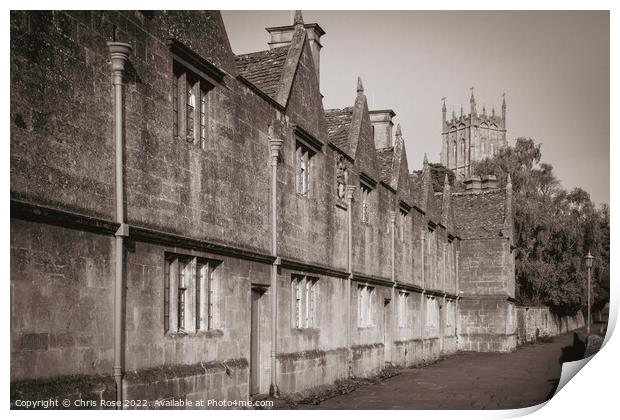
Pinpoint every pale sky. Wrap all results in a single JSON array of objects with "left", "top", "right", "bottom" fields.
[{"left": 221, "top": 11, "right": 610, "bottom": 204}]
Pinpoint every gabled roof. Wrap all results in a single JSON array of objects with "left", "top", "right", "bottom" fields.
[
  {"left": 451, "top": 190, "right": 507, "bottom": 239},
  {"left": 325, "top": 107, "right": 354, "bottom": 155},
  {"left": 433, "top": 194, "right": 444, "bottom": 222},
  {"left": 426, "top": 189, "right": 441, "bottom": 222},
  {"left": 444, "top": 194, "right": 457, "bottom": 234},
  {"left": 409, "top": 157, "right": 438, "bottom": 221},
  {"left": 325, "top": 78, "right": 378, "bottom": 180},
  {"left": 410, "top": 172, "right": 424, "bottom": 208},
  {"left": 275, "top": 24, "right": 307, "bottom": 107},
  {"left": 346, "top": 77, "right": 377, "bottom": 178},
  {"left": 433, "top": 192, "right": 456, "bottom": 234},
  {"left": 391, "top": 130, "right": 412, "bottom": 205},
  {"left": 376, "top": 147, "right": 394, "bottom": 185},
  {"left": 235, "top": 46, "right": 289, "bottom": 100}
]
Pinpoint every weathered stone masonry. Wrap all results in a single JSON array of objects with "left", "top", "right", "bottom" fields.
[{"left": 11, "top": 10, "right": 516, "bottom": 406}]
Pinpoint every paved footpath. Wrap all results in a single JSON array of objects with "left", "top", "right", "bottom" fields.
[{"left": 306, "top": 329, "right": 588, "bottom": 410}]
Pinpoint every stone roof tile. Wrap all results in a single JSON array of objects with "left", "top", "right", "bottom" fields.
[
  {"left": 325, "top": 107, "right": 354, "bottom": 154},
  {"left": 451, "top": 190, "right": 506, "bottom": 239},
  {"left": 427, "top": 192, "right": 441, "bottom": 223},
  {"left": 235, "top": 46, "right": 289, "bottom": 99},
  {"left": 410, "top": 172, "right": 423, "bottom": 209},
  {"left": 433, "top": 194, "right": 444, "bottom": 221},
  {"left": 376, "top": 147, "right": 394, "bottom": 185}
]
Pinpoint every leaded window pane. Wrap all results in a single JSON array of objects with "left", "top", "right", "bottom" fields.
[
  {"left": 186, "top": 84, "right": 196, "bottom": 141},
  {"left": 200, "top": 90, "right": 207, "bottom": 149}
]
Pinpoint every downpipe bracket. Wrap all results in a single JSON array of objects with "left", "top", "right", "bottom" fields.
[{"left": 115, "top": 223, "right": 129, "bottom": 237}]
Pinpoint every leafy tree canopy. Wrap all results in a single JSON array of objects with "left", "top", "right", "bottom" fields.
[
  {"left": 472, "top": 138, "right": 609, "bottom": 316},
  {"left": 429, "top": 163, "right": 456, "bottom": 193}
]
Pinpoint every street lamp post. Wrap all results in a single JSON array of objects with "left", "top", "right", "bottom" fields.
[{"left": 585, "top": 251, "right": 594, "bottom": 335}]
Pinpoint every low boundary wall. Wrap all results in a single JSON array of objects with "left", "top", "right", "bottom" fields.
[{"left": 516, "top": 306, "right": 584, "bottom": 344}]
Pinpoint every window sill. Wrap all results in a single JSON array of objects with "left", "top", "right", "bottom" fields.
[
  {"left": 291, "top": 328, "right": 320, "bottom": 338},
  {"left": 173, "top": 135, "right": 202, "bottom": 146},
  {"left": 165, "top": 329, "right": 224, "bottom": 339},
  {"left": 292, "top": 327, "right": 320, "bottom": 333}
]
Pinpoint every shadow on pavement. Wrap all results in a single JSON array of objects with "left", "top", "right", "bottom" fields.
[
  {"left": 545, "top": 378, "right": 560, "bottom": 401},
  {"left": 559, "top": 333, "right": 586, "bottom": 364},
  {"left": 545, "top": 332, "right": 588, "bottom": 401}
]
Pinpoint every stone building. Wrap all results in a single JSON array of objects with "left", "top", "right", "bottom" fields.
[
  {"left": 10, "top": 10, "right": 515, "bottom": 406},
  {"left": 451, "top": 176, "right": 517, "bottom": 352},
  {"left": 440, "top": 90, "right": 508, "bottom": 178}
]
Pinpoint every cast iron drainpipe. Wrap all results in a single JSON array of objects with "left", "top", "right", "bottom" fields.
[
  {"left": 390, "top": 211, "right": 396, "bottom": 364},
  {"left": 268, "top": 134, "right": 283, "bottom": 397},
  {"left": 345, "top": 185, "right": 356, "bottom": 376},
  {"left": 107, "top": 41, "right": 132, "bottom": 406}
]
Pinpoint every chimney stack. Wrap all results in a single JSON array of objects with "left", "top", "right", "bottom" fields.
[
  {"left": 481, "top": 175, "right": 499, "bottom": 190},
  {"left": 369, "top": 109, "right": 396, "bottom": 149},
  {"left": 266, "top": 12, "right": 325, "bottom": 85},
  {"left": 465, "top": 175, "right": 499, "bottom": 192},
  {"left": 464, "top": 176, "right": 482, "bottom": 192}
]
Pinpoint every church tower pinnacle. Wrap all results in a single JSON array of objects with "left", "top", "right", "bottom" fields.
[
  {"left": 442, "top": 97, "right": 447, "bottom": 126},
  {"left": 502, "top": 93, "right": 507, "bottom": 127},
  {"left": 441, "top": 88, "right": 509, "bottom": 180},
  {"left": 293, "top": 10, "right": 304, "bottom": 26},
  {"left": 356, "top": 76, "right": 364, "bottom": 96}
]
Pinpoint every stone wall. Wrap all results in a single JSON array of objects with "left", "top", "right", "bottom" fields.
[
  {"left": 459, "top": 238, "right": 514, "bottom": 298},
  {"left": 10, "top": 10, "right": 275, "bottom": 258},
  {"left": 277, "top": 348, "right": 347, "bottom": 394},
  {"left": 11, "top": 374, "right": 116, "bottom": 409},
  {"left": 350, "top": 283, "right": 391, "bottom": 377},
  {"left": 10, "top": 219, "right": 115, "bottom": 381},
  {"left": 123, "top": 360, "right": 249, "bottom": 408},
  {"left": 458, "top": 298, "right": 517, "bottom": 352},
  {"left": 275, "top": 268, "right": 349, "bottom": 393},
  {"left": 515, "top": 306, "right": 585, "bottom": 344},
  {"left": 123, "top": 241, "right": 270, "bottom": 373},
  {"left": 456, "top": 233, "right": 516, "bottom": 352}
]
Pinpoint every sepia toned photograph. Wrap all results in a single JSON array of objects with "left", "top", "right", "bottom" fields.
[{"left": 9, "top": 6, "right": 611, "bottom": 412}]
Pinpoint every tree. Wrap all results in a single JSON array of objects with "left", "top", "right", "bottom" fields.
[
  {"left": 429, "top": 163, "right": 456, "bottom": 192},
  {"left": 472, "top": 138, "right": 609, "bottom": 316}
]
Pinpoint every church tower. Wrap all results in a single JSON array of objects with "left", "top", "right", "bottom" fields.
[{"left": 440, "top": 89, "right": 508, "bottom": 179}]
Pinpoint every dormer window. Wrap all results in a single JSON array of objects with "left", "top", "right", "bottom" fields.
[
  {"left": 295, "top": 141, "right": 315, "bottom": 196},
  {"left": 186, "top": 83, "right": 196, "bottom": 139},
  {"left": 399, "top": 207, "right": 408, "bottom": 242},
  {"left": 173, "top": 62, "right": 213, "bottom": 149},
  {"left": 361, "top": 183, "right": 372, "bottom": 225},
  {"left": 168, "top": 39, "right": 225, "bottom": 150},
  {"left": 336, "top": 155, "right": 348, "bottom": 200}
]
